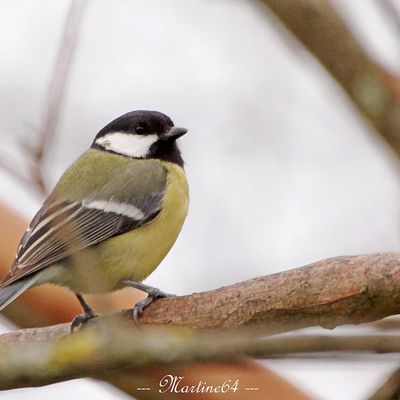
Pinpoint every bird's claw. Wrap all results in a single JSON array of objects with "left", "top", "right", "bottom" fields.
[
  {"left": 70, "top": 309, "right": 98, "bottom": 333},
  {"left": 132, "top": 289, "right": 175, "bottom": 323}
]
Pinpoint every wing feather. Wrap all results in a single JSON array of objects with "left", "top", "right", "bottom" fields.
[{"left": 2, "top": 157, "right": 167, "bottom": 287}]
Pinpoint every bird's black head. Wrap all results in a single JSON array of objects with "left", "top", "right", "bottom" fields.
[{"left": 92, "top": 110, "right": 187, "bottom": 167}]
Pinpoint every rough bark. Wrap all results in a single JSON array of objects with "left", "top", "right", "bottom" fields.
[
  {"left": 3, "top": 253, "right": 397, "bottom": 336},
  {"left": 134, "top": 253, "right": 400, "bottom": 334},
  {"left": 0, "top": 252, "right": 400, "bottom": 391}
]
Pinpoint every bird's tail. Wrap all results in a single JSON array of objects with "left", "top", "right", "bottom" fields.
[{"left": 0, "top": 273, "right": 41, "bottom": 311}]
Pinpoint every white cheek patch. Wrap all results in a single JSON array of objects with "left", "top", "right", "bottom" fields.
[{"left": 95, "top": 132, "right": 158, "bottom": 158}]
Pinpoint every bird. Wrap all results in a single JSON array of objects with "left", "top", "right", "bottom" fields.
[{"left": 0, "top": 110, "right": 189, "bottom": 330}]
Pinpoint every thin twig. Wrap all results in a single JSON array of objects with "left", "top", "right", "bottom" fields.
[
  {"left": 0, "top": 0, "right": 87, "bottom": 196},
  {"left": 30, "top": 0, "right": 87, "bottom": 195}
]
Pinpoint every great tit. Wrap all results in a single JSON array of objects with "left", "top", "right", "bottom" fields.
[{"left": 0, "top": 110, "right": 189, "bottom": 329}]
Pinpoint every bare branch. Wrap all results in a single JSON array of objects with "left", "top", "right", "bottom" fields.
[
  {"left": 29, "top": 0, "right": 87, "bottom": 195},
  {"left": 369, "top": 366, "right": 400, "bottom": 400},
  {"left": 259, "top": 0, "right": 400, "bottom": 158},
  {"left": 127, "top": 253, "right": 400, "bottom": 334},
  {"left": 372, "top": 317, "right": 400, "bottom": 331},
  {"left": 0, "top": 0, "right": 86, "bottom": 196},
  {"left": 1, "top": 323, "right": 400, "bottom": 390},
  {"left": 2, "top": 253, "right": 397, "bottom": 336}
]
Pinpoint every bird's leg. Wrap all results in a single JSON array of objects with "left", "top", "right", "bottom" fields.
[
  {"left": 70, "top": 293, "right": 98, "bottom": 332},
  {"left": 122, "top": 280, "right": 175, "bottom": 322}
]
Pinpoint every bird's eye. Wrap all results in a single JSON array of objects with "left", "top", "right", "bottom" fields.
[{"left": 135, "top": 126, "right": 146, "bottom": 134}]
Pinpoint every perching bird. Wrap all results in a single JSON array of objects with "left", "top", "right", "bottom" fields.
[{"left": 0, "top": 110, "right": 189, "bottom": 329}]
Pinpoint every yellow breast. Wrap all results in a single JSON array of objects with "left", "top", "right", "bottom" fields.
[{"left": 52, "top": 161, "right": 189, "bottom": 293}]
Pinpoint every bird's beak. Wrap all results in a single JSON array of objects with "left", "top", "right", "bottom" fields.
[{"left": 162, "top": 126, "right": 188, "bottom": 141}]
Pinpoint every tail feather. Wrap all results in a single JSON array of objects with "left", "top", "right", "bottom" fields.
[{"left": 0, "top": 273, "right": 41, "bottom": 311}]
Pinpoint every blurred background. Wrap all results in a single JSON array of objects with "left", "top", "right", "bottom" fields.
[{"left": 1, "top": 0, "right": 400, "bottom": 399}]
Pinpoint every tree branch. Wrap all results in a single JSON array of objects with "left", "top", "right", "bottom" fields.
[
  {"left": 369, "top": 366, "right": 400, "bottom": 400},
  {"left": 2, "top": 253, "right": 398, "bottom": 336},
  {"left": 131, "top": 253, "right": 400, "bottom": 334},
  {"left": 30, "top": 0, "right": 87, "bottom": 195},
  {"left": 0, "top": 252, "right": 399, "bottom": 390},
  {"left": 259, "top": 0, "right": 400, "bottom": 157},
  {"left": 1, "top": 324, "right": 400, "bottom": 390},
  {"left": 0, "top": 0, "right": 87, "bottom": 196},
  {"left": 0, "top": 205, "right": 313, "bottom": 400}
]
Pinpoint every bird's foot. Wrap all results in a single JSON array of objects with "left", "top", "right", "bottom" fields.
[
  {"left": 70, "top": 292, "right": 98, "bottom": 333},
  {"left": 70, "top": 309, "right": 98, "bottom": 333},
  {"left": 122, "top": 280, "right": 175, "bottom": 322}
]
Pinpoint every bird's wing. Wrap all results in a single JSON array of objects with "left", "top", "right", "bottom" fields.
[{"left": 1, "top": 155, "right": 167, "bottom": 287}]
